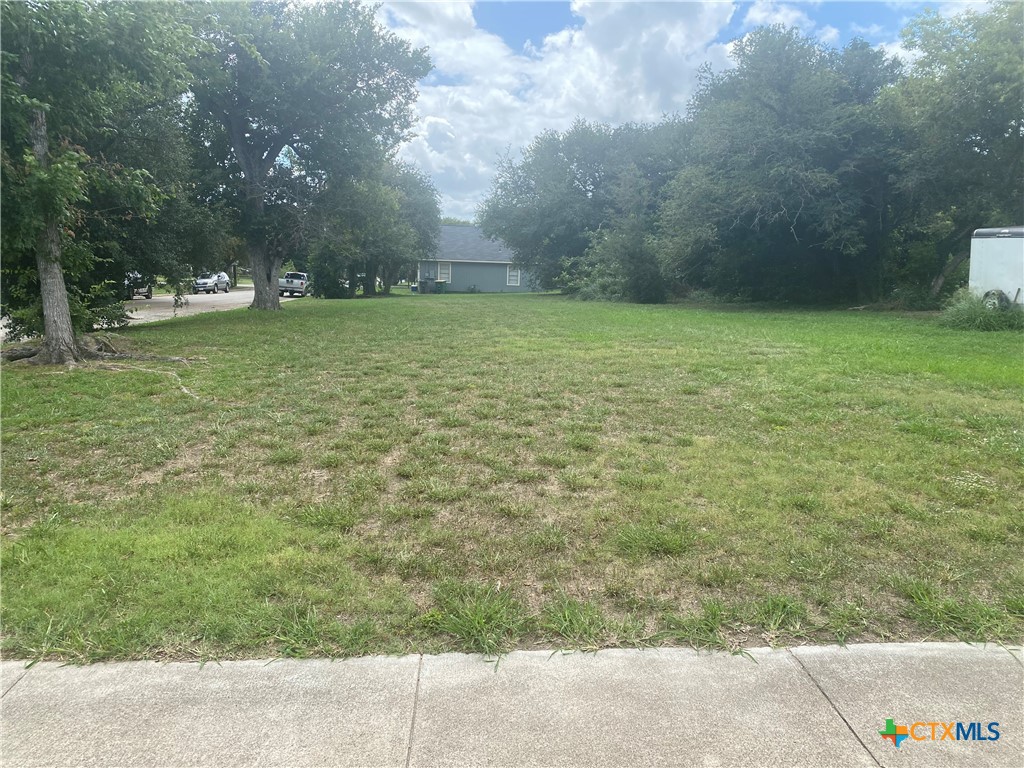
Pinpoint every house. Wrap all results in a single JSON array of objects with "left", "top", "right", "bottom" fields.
[{"left": 416, "top": 225, "right": 531, "bottom": 293}]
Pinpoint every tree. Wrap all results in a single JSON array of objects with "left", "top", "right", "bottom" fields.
[
  {"left": 305, "top": 160, "right": 439, "bottom": 298},
  {"left": 1, "top": 1, "right": 193, "bottom": 362},
  {"left": 657, "top": 27, "right": 903, "bottom": 302},
  {"left": 62, "top": 97, "right": 234, "bottom": 322},
  {"left": 189, "top": 1, "right": 430, "bottom": 310},
  {"left": 885, "top": 1, "right": 1023, "bottom": 298},
  {"left": 583, "top": 163, "right": 665, "bottom": 303},
  {"left": 381, "top": 163, "right": 440, "bottom": 293},
  {"left": 579, "top": 120, "right": 690, "bottom": 302},
  {"left": 479, "top": 118, "right": 689, "bottom": 298},
  {"left": 479, "top": 120, "right": 617, "bottom": 290}
]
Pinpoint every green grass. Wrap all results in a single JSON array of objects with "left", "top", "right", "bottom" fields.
[
  {"left": 424, "top": 580, "right": 530, "bottom": 656},
  {"left": 2, "top": 294, "right": 1022, "bottom": 661},
  {"left": 660, "top": 599, "right": 735, "bottom": 652},
  {"left": 940, "top": 288, "right": 1024, "bottom": 331}
]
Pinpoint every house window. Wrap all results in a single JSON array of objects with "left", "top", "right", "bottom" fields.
[
  {"left": 438, "top": 262, "right": 451, "bottom": 282},
  {"left": 507, "top": 265, "right": 521, "bottom": 287}
]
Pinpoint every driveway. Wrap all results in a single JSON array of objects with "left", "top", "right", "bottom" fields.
[{"left": 126, "top": 286, "right": 301, "bottom": 326}]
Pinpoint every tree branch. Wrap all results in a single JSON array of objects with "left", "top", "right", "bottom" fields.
[{"left": 259, "top": 135, "right": 290, "bottom": 177}]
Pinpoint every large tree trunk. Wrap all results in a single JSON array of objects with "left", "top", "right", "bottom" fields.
[
  {"left": 930, "top": 250, "right": 970, "bottom": 299},
  {"left": 30, "top": 108, "right": 81, "bottom": 364},
  {"left": 35, "top": 229, "right": 81, "bottom": 364},
  {"left": 362, "top": 262, "right": 379, "bottom": 296},
  {"left": 380, "top": 264, "right": 395, "bottom": 295},
  {"left": 248, "top": 239, "right": 282, "bottom": 310},
  {"left": 929, "top": 225, "right": 975, "bottom": 299},
  {"left": 243, "top": 185, "right": 280, "bottom": 310},
  {"left": 345, "top": 263, "right": 358, "bottom": 299},
  {"left": 228, "top": 123, "right": 287, "bottom": 311}
]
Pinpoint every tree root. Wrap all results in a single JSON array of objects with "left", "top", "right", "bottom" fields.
[
  {"left": 1, "top": 346, "right": 41, "bottom": 362},
  {"left": 91, "top": 351, "right": 190, "bottom": 364},
  {"left": 2, "top": 333, "right": 187, "bottom": 365},
  {"left": 89, "top": 362, "right": 201, "bottom": 400},
  {"left": 3, "top": 333, "right": 198, "bottom": 399}
]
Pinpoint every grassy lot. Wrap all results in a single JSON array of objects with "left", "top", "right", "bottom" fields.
[{"left": 2, "top": 294, "right": 1021, "bottom": 661}]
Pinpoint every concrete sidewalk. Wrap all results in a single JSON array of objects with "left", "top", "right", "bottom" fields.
[{"left": 1, "top": 643, "right": 1021, "bottom": 767}]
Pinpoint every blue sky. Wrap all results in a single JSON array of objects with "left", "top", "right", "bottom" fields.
[
  {"left": 381, "top": 2, "right": 989, "bottom": 218},
  {"left": 471, "top": 1, "right": 929, "bottom": 51}
]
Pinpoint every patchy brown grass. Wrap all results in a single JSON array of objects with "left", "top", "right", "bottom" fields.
[{"left": 2, "top": 294, "right": 1021, "bottom": 660}]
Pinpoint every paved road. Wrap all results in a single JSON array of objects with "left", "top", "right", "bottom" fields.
[
  {"left": 2, "top": 643, "right": 1021, "bottom": 767},
  {"left": 125, "top": 286, "right": 301, "bottom": 326},
  {"left": 0, "top": 287, "right": 301, "bottom": 342}
]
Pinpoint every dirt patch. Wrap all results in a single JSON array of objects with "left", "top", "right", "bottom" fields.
[{"left": 131, "top": 441, "right": 216, "bottom": 487}]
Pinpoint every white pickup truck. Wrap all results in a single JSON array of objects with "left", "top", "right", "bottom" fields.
[{"left": 279, "top": 272, "right": 310, "bottom": 297}]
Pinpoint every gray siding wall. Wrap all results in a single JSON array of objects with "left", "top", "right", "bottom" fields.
[{"left": 419, "top": 261, "right": 532, "bottom": 293}]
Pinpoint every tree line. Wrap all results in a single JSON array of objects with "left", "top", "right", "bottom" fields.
[
  {"left": 1, "top": 1, "right": 440, "bottom": 364},
  {"left": 480, "top": 2, "right": 1022, "bottom": 306}
]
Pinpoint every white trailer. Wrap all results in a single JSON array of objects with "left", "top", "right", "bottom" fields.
[{"left": 969, "top": 227, "right": 1024, "bottom": 308}]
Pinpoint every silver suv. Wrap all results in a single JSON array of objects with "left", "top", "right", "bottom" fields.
[
  {"left": 193, "top": 271, "right": 230, "bottom": 294},
  {"left": 124, "top": 272, "right": 153, "bottom": 300}
]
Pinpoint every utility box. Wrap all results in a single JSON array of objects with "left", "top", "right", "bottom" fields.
[{"left": 969, "top": 227, "right": 1024, "bottom": 307}]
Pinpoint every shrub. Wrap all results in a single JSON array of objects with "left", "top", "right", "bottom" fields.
[
  {"left": 574, "top": 221, "right": 666, "bottom": 303},
  {"left": 939, "top": 288, "right": 1024, "bottom": 331},
  {"left": 887, "top": 285, "right": 941, "bottom": 311}
]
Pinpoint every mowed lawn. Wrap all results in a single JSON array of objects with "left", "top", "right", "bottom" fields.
[{"left": 2, "top": 294, "right": 1021, "bottom": 660}]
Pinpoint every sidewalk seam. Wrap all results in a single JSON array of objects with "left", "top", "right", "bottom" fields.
[
  {"left": 404, "top": 654, "right": 424, "bottom": 768},
  {"left": 789, "top": 650, "right": 882, "bottom": 768}
]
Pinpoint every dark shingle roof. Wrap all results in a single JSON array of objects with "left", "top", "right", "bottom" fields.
[{"left": 433, "top": 225, "right": 514, "bottom": 263}]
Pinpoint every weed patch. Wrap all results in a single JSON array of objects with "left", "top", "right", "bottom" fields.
[
  {"left": 940, "top": 288, "right": 1024, "bottom": 331},
  {"left": 540, "top": 593, "right": 609, "bottom": 649},
  {"left": 425, "top": 580, "right": 530, "bottom": 656},
  {"left": 615, "top": 520, "right": 693, "bottom": 559},
  {"left": 661, "top": 599, "right": 736, "bottom": 652}
]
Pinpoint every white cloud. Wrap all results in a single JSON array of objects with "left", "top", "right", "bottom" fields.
[
  {"left": 741, "top": 1, "right": 844, "bottom": 51},
  {"left": 851, "top": 22, "right": 885, "bottom": 37},
  {"left": 937, "top": 1, "right": 991, "bottom": 17},
  {"left": 383, "top": 1, "right": 737, "bottom": 219},
  {"left": 818, "top": 24, "right": 839, "bottom": 46},
  {"left": 384, "top": 1, "right": 920, "bottom": 219},
  {"left": 877, "top": 38, "right": 922, "bottom": 65},
  {"left": 743, "top": 0, "right": 815, "bottom": 32}
]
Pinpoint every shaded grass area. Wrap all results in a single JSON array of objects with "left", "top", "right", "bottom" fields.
[{"left": 2, "top": 295, "right": 1022, "bottom": 660}]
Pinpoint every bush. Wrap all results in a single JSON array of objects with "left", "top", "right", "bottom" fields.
[
  {"left": 887, "top": 285, "right": 942, "bottom": 311},
  {"left": 573, "top": 222, "right": 667, "bottom": 304},
  {"left": 308, "top": 245, "right": 350, "bottom": 299},
  {"left": 575, "top": 266, "right": 625, "bottom": 302},
  {"left": 4, "top": 285, "right": 130, "bottom": 339},
  {"left": 939, "top": 288, "right": 1024, "bottom": 331}
]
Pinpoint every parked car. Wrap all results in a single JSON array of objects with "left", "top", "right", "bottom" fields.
[
  {"left": 124, "top": 272, "right": 152, "bottom": 300},
  {"left": 193, "top": 271, "right": 230, "bottom": 294},
  {"left": 279, "top": 272, "right": 310, "bottom": 297}
]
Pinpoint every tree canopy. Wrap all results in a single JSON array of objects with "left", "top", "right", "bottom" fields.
[
  {"left": 1, "top": 0, "right": 439, "bottom": 362},
  {"left": 479, "top": 1, "right": 1022, "bottom": 306},
  {"left": 189, "top": 1, "right": 431, "bottom": 310},
  {"left": 1, "top": 0, "right": 198, "bottom": 360},
  {"left": 3, "top": 0, "right": 1020, "bottom": 357}
]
